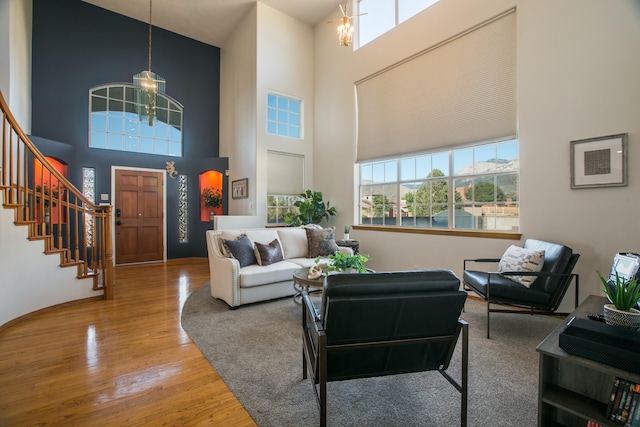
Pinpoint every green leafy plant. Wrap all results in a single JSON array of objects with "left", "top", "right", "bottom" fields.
[
  {"left": 202, "top": 187, "right": 222, "bottom": 209},
  {"left": 284, "top": 190, "right": 337, "bottom": 226},
  {"left": 317, "top": 251, "right": 369, "bottom": 274},
  {"left": 598, "top": 271, "right": 640, "bottom": 311}
]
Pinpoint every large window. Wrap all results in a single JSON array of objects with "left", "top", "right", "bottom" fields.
[
  {"left": 267, "top": 195, "right": 298, "bottom": 224},
  {"left": 360, "top": 139, "right": 519, "bottom": 231},
  {"left": 89, "top": 84, "right": 183, "bottom": 157},
  {"left": 267, "top": 93, "right": 302, "bottom": 139},
  {"left": 357, "top": 0, "right": 440, "bottom": 47}
]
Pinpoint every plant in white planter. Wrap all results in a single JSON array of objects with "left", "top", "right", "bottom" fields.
[
  {"left": 317, "top": 251, "right": 369, "bottom": 274},
  {"left": 598, "top": 271, "right": 640, "bottom": 329}
]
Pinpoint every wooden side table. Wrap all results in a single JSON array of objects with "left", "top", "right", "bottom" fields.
[
  {"left": 336, "top": 239, "right": 359, "bottom": 254},
  {"left": 537, "top": 295, "right": 640, "bottom": 426}
]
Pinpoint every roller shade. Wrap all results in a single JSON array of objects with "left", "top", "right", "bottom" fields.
[
  {"left": 356, "top": 9, "right": 516, "bottom": 162},
  {"left": 267, "top": 151, "right": 304, "bottom": 195}
]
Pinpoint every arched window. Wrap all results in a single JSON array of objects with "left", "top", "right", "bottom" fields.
[{"left": 89, "top": 84, "right": 183, "bottom": 157}]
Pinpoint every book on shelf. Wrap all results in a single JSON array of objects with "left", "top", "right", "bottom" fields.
[{"left": 606, "top": 377, "right": 640, "bottom": 427}]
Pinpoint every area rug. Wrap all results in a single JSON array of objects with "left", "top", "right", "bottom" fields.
[{"left": 181, "top": 283, "right": 563, "bottom": 426}]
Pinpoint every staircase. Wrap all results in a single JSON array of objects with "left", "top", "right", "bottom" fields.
[{"left": 0, "top": 91, "right": 114, "bottom": 331}]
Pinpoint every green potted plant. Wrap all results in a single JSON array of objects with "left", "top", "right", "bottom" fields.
[
  {"left": 344, "top": 225, "right": 350, "bottom": 240},
  {"left": 317, "top": 251, "right": 369, "bottom": 274},
  {"left": 284, "top": 190, "right": 337, "bottom": 226},
  {"left": 597, "top": 271, "right": 640, "bottom": 328},
  {"left": 202, "top": 187, "right": 222, "bottom": 220}
]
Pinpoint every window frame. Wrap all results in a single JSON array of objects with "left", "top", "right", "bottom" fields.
[
  {"left": 266, "top": 92, "right": 303, "bottom": 139},
  {"left": 266, "top": 194, "right": 299, "bottom": 225},
  {"left": 359, "top": 138, "right": 520, "bottom": 237},
  {"left": 356, "top": 0, "right": 441, "bottom": 48},
  {"left": 89, "top": 84, "right": 184, "bottom": 157}
]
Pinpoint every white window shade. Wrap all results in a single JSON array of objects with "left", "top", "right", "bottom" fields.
[
  {"left": 267, "top": 151, "right": 304, "bottom": 195},
  {"left": 356, "top": 9, "right": 516, "bottom": 162}
]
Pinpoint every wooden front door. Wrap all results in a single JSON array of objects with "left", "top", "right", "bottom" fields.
[{"left": 115, "top": 169, "right": 164, "bottom": 265}]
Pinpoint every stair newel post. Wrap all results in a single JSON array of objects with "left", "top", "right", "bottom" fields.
[{"left": 103, "top": 205, "right": 115, "bottom": 300}]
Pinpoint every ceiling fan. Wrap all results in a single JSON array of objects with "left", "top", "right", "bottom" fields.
[{"left": 326, "top": 1, "right": 367, "bottom": 47}]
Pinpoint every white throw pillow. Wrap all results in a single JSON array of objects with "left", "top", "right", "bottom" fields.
[{"left": 498, "top": 245, "right": 545, "bottom": 288}]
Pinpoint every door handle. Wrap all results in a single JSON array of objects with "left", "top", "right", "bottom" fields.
[{"left": 116, "top": 220, "right": 122, "bottom": 226}]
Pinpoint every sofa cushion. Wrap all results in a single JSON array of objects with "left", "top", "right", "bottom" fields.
[
  {"left": 240, "top": 260, "right": 301, "bottom": 288},
  {"left": 276, "top": 227, "right": 308, "bottom": 259},
  {"left": 498, "top": 245, "right": 545, "bottom": 288},
  {"left": 254, "top": 239, "right": 285, "bottom": 266},
  {"left": 306, "top": 227, "right": 339, "bottom": 258},
  {"left": 222, "top": 234, "right": 257, "bottom": 267}
]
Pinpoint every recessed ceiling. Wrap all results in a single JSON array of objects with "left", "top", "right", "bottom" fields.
[{"left": 83, "top": 0, "right": 342, "bottom": 47}]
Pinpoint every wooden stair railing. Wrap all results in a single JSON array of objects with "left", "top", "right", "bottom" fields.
[{"left": 0, "top": 91, "right": 114, "bottom": 299}]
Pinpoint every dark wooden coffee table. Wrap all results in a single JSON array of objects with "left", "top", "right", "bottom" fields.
[{"left": 292, "top": 267, "right": 325, "bottom": 305}]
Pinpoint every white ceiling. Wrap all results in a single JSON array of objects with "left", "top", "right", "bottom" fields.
[{"left": 83, "top": 0, "right": 342, "bottom": 47}]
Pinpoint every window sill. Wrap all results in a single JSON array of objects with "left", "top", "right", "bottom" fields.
[{"left": 352, "top": 225, "right": 521, "bottom": 240}]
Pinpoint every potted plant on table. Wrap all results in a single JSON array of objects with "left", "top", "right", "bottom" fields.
[
  {"left": 202, "top": 187, "right": 222, "bottom": 220},
  {"left": 343, "top": 225, "right": 350, "bottom": 241},
  {"left": 598, "top": 271, "right": 640, "bottom": 329},
  {"left": 317, "top": 251, "right": 369, "bottom": 274}
]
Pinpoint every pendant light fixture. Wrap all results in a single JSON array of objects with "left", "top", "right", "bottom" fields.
[
  {"left": 327, "top": 1, "right": 366, "bottom": 47},
  {"left": 133, "top": 0, "right": 165, "bottom": 126}
]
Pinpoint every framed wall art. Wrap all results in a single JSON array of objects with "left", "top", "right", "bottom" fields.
[
  {"left": 232, "top": 178, "right": 248, "bottom": 199},
  {"left": 570, "top": 133, "right": 628, "bottom": 189}
]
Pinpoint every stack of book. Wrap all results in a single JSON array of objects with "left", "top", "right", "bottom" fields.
[{"left": 605, "top": 377, "right": 640, "bottom": 426}]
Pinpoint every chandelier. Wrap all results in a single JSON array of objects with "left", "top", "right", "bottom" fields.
[
  {"left": 133, "top": 0, "right": 165, "bottom": 126},
  {"left": 328, "top": 1, "right": 366, "bottom": 47}
]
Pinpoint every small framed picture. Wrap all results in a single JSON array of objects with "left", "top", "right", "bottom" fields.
[
  {"left": 232, "top": 178, "right": 248, "bottom": 199},
  {"left": 570, "top": 133, "right": 628, "bottom": 189}
]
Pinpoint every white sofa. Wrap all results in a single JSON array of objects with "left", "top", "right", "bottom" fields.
[{"left": 206, "top": 227, "right": 352, "bottom": 308}]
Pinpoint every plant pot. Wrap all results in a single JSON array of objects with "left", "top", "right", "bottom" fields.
[
  {"left": 209, "top": 211, "right": 215, "bottom": 221},
  {"left": 603, "top": 304, "right": 640, "bottom": 329},
  {"left": 343, "top": 233, "right": 350, "bottom": 241}
]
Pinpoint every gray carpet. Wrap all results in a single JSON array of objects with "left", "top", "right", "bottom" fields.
[{"left": 181, "top": 283, "right": 562, "bottom": 426}]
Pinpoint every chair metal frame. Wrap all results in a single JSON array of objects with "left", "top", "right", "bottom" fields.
[
  {"left": 463, "top": 254, "right": 580, "bottom": 338},
  {"left": 302, "top": 291, "right": 469, "bottom": 427}
]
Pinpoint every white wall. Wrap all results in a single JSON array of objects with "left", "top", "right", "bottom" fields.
[
  {"left": 313, "top": 0, "right": 640, "bottom": 309},
  {"left": 220, "top": 5, "right": 257, "bottom": 217},
  {"left": 0, "top": 0, "right": 32, "bottom": 132},
  {"left": 0, "top": 194, "right": 101, "bottom": 328},
  {"left": 256, "top": 3, "right": 315, "bottom": 222},
  {"left": 220, "top": 2, "right": 315, "bottom": 224}
]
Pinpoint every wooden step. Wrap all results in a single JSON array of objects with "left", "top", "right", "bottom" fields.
[
  {"left": 28, "top": 235, "right": 53, "bottom": 241},
  {"left": 61, "top": 260, "right": 83, "bottom": 268},
  {"left": 45, "top": 248, "right": 68, "bottom": 255}
]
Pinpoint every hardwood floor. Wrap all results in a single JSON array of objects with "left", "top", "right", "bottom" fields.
[{"left": 0, "top": 258, "right": 257, "bottom": 426}]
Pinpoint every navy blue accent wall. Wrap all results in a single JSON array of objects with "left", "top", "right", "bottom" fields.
[{"left": 31, "top": 0, "right": 224, "bottom": 259}]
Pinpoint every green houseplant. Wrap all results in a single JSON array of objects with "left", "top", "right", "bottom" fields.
[
  {"left": 284, "top": 190, "right": 337, "bottom": 226},
  {"left": 202, "top": 187, "right": 222, "bottom": 219},
  {"left": 317, "top": 251, "right": 369, "bottom": 274},
  {"left": 597, "top": 271, "right": 640, "bottom": 328}
]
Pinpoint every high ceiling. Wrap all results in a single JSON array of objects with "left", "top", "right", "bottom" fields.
[{"left": 83, "top": 0, "right": 342, "bottom": 47}]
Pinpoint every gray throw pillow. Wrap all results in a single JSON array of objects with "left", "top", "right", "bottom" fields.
[
  {"left": 222, "top": 235, "right": 257, "bottom": 267},
  {"left": 254, "top": 239, "right": 284, "bottom": 266},
  {"left": 305, "top": 227, "right": 339, "bottom": 258}
]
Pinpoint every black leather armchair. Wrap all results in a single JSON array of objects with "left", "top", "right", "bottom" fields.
[
  {"left": 463, "top": 239, "right": 580, "bottom": 338},
  {"left": 302, "top": 270, "right": 468, "bottom": 427}
]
